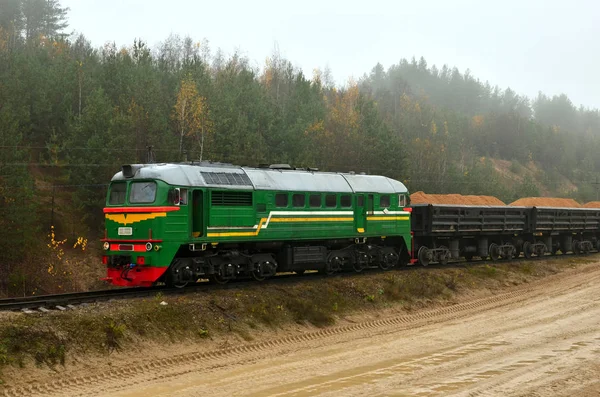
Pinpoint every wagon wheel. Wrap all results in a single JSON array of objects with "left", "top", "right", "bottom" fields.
[
  {"left": 294, "top": 270, "right": 306, "bottom": 275},
  {"left": 535, "top": 243, "right": 547, "bottom": 257},
  {"left": 506, "top": 244, "right": 517, "bottom": 260},
  {"left": 582, "top": 241, "right": 591, "bottom": 255},
  {"left": 489, "top": 243, "right": 501, "bottom": 261},
  {"left": 418, "top": 246, "right": 432, "bottom": 267},
  {"left": 512, "top": 246, "right": 521, "bottom": 259},
  {"left": 573, "top": 240, "right": 581, "bottom": 255},
  {"left": 551, "top": 244, "right": 560, "bottom": 256},
  {"left": 512, "top": 241, "right": 522, "bottom": 259},
  {"left": 523, "top": 241, "right": 533, "bottom": 259},
  {"left": 463, "top": 254, "right": 474, "bottom": 262},
  {"left": 437, "top": 246, "right": 450, "bottom": 265}
]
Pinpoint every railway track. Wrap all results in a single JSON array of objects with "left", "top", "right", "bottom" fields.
[
  {"left": 0, "top": 286, "right": 166, "bottom": 312},
  {"left": 0, "top": 254, "right": 595, "bottom": 312}
]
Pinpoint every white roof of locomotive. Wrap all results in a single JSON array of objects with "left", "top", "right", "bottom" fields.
[{"left": 111, "top": 163, "right": 408, "bottom": 194}]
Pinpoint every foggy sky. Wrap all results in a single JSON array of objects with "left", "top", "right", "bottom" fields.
[{"left": 61, "top": 0, "right": 599, "bottom": 109}]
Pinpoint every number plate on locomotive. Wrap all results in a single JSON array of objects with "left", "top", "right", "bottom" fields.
[{"left": 118, "top": 227, "right": 133, "bottom": 236}]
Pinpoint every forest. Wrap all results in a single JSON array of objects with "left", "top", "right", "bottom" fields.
[{"left": 1, "top": 0, "right": 600, "bottom": 294}]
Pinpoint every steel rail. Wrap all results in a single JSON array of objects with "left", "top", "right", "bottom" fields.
[
  {"left": 0, "top": 286, "right": 166, "bottom": 311},
  {"left": 0, "top": 253, "right": 595, "bottom": 312}
]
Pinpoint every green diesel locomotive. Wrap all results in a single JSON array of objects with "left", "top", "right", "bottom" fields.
[{"left": 102, "top": 163, "right": 413, "bottom": 287}]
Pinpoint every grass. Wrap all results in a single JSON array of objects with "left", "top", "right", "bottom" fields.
[
  {"left": 0, "top": 325, "right": 66, "bottom": 369},
  {"left": 0, "top": 255, "right": 596, "bottom": 386}
]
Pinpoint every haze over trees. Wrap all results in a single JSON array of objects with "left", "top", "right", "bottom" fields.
[{"left": 1, "top": 0, "right": 600, "bottom": 294}]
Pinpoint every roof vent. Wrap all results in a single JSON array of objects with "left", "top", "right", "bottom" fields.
[
  {"left": 269, "top": 164, "right": 293, "bottom": 170},
  {"left": 122, "top": 164, "right": 143, "bottom": 178}
]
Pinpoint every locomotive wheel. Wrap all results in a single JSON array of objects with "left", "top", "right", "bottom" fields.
[
  {"left": 252, "top": 261, "right": 275, "bottom": 282},
  {"left": 211, "top": 262, "right": 237, "bottom": 284},
  {"left": 523, "top": 242, "right": 533, "bottom": 259},
  {"left": 322, "top": 255, "right": 342, "bottom": 275},
  {"left": 324, "top": 264, "right": 336, "bottom": 275},
  {"left": 378, "top": 259, "right": 391, "bottom": 271},
  {"left": 378, "top": 250, "right": 398, "bottom": 271},
  {"left": 172, "top": 280, "right": 188, "bottom": 289},
  {"left": 353, "top": 261, "right": 364, "bottom": 273},
  {"left": 210, "top": 274, "right": 230, "bottom": 285},
  {"left": 252, "top": 270, "right": 266, "bottom": 282},
  {"left": 353, "top": 252, "right": 368, "bottom": 273},
  {"left": 489, "top": 243, "right": 500, "bottom": 261},
  {"left": 438, "top": 246, "right": 450, "bottom": 265},
  {"left": 166, "top": 279, "right": 189, "bottom": 288},
  {"left": 418, "top": 246, "right": 431, "bottom": 267},
  {"left": 167, "top": 262, "right": 191, "bottom": 288}
]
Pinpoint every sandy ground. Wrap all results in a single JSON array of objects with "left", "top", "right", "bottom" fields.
[{"left": 4, "top": 263, "right": 600, "bottom": 397}]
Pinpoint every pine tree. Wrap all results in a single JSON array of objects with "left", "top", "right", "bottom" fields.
[{"left": 21, "top": 0, "right": 68, "bottom": 41}]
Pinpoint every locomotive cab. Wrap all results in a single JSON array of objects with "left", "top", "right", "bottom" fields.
[{"left": 103, "top": 173, "right": 189, "bottom": 287}]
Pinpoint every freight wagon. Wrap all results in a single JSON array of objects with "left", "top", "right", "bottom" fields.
[{"left": 411, "top": 204, "right": 600, "bottom": 265}]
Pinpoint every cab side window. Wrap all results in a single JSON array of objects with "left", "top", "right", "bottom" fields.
[
  {"left": 180, "top": 189, "right": 188, "bottom": 205},
  {"left": 108, "top": 183, "right": 126, "bottom": 205},
  {"left": 399, "top": 194, "right": 406, "bottom": 207}
]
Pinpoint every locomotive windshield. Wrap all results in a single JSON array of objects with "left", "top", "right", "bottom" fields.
[
  {"left": 129, "top": 181, "right": 157, "bottom": 203},
  {"left": 108, "top": 182, "right": 126, "bottom": 205}
]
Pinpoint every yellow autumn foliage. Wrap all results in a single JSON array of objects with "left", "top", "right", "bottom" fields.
[
  {"left": 471, "top": 115, "right": 485, "bottom": 128},
  {"left": 174, "top": 75, "right": 213, "bottom": 157}
]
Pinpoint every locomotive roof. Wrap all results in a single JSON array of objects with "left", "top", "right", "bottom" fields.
[{"left": 111, "top": 163, "right": 408, "bottom": 194}]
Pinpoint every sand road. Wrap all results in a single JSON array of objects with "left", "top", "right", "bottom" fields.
[{"left": 10, "top": 263, "right": 600, "bottom": 397}]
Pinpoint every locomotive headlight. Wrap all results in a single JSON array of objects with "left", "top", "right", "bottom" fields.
[
  {"left": 145, "top": 242, "right": 153, "bottom": 252},
  {"left": 103, "top": 242, "right": 110, "bottom": 251}
]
